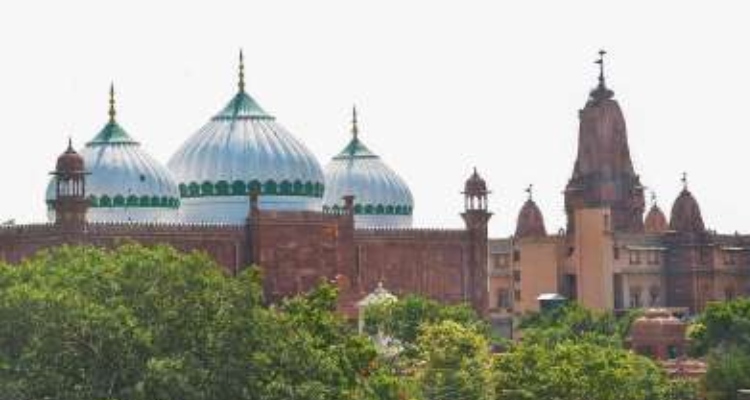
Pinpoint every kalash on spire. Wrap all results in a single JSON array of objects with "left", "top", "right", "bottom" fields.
[{"left": 564, "top": 50, "right": 646, "bottom": 233}]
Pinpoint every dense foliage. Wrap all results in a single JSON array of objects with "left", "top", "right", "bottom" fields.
[
  {"left": 0, "top": 244, "right": 375, "bottom": 400},
  {"left": 0, "top": 244, "right": 724, "bottom": 400},
  {"left": 690, "top": 298, "right": 750, "bottom": 400}
]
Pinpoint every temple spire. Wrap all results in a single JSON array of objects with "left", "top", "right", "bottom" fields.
[
  {"left": 525, "top": 184, "right": 533, "bottom": 201},
  {"left": 650, "top": 190, "right": 657, "bottom": 206},
  {"left": 351, "top": 106, "right": 359, "bottom": 140},
  {"left": 238, "top": 49, "right": 246, "bottom": 93},
  {"left": 108, "top": 83, "right": 116, "bottom": 122}
]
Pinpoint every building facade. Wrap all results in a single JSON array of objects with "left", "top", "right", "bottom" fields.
[{"left": 489, "top": 52, "right": 750, "bottom": 322}]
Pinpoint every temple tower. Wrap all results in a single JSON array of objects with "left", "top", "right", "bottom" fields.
[
  {"left": 564, "top": 50, "right": 645, "bottom": 233},
  {"left": 461, "top": 168, "right": 492, "bottom": 314},
  {"left": 51, "top": 139, "right": 89, "bottom": 228}
]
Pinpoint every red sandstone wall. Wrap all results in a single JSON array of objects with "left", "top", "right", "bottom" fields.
[{"left": 352, "top": 229, "right": 471, "bottom": 304}]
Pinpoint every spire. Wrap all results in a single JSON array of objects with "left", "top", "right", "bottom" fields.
[
  {"left": 108, "top": 83, "right": 116, "bottom": 122},
  {"left": 525, "top": 184, "right": 533, "bottom": 201},
  {"left": 351, "top": 105, "right": 359, "bottom": 140},
  {"left": 589, "top": 49, "right": 614, "bottom": 102},
  {"left": 238, "top": 49, "right": 246, "bottom": 93},
  {"left": 66, "top": 136, "right": 74, "bottom": 153},
  {"left": 650, "top": 190, "right": 657, "bottom": 206}
]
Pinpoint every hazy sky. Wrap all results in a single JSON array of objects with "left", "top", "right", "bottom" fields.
[{"left": 1, "top": 1, "right": 749, "bottom": 237}]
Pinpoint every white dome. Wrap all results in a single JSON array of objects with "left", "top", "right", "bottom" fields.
[
  {"left": 167, "top": 86, "right": 325, "bottom": 224},
  {"left": 47, "top": 107, "right": 179, "bottom": 223},
  {"left": 322, "top": 115, "right": 413, "bottom": 228}
]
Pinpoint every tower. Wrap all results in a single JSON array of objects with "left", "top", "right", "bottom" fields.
[
  {"left": 51, "top": 139, "right": 89, "bottom": 228},
  {"left": 461, "top": 168, "right": 492, "bottom": 314},
  {"left": 564, "top": 50, "right": 645, "bottom": 233}
]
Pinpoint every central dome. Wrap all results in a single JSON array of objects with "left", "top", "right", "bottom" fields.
[{"left": 167, "top": 54, "right": 325, "bottom": 223}]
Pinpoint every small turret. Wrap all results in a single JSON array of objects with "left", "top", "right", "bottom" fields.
[
  {"left": 515, "top": 185, "right": 547, "bottom": 238},
  {"left": 50, "top": 139, "right": 89, "bottom": 228},
  {"left": 461, "top": 168, "right": 492, "bottom": 315},
  {"left": 644, "top": 192, "right": 668, "bottom": 233},
  {"left": 669, "top": 173, "right": 705, "bottom": 233}
]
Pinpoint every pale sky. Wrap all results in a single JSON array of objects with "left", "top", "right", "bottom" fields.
[{"left": 2, "top": 1, "right": 749, "bottom": 237}]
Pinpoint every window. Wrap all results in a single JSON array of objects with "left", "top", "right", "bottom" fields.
[
  {"left": 613, "top": 246, "right": 620, "bottom": 260},
  {"left": 514, "top": 290, "right": 521, "bottom": 301},
  {"left": 725, "top": 286, "right": 736, "bottom": 300},
  {"left": 647, "top": 251, "right": 658, "bottom": 265},
  {"left": 649, "top": 285, "right": 660, "bottom": 306},
  {"left": 513, "top": 270, "right": 521, "bottom": 282},
  {"left": 513, "top": 250, "right": 520, "bottom": 262},
  {"left": 724, "top": 251, "right": 736, "bottom": 265},
  {"left": 629, "top": 250, "right": 641, "bottom": 265},
  {"left": 497, "top": 289, "right": 511, "bottom": 309},
  {"left": 630, "top": 286, "right": 642, "bottom": 308}
]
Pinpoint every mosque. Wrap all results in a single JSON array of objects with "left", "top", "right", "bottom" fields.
[
  {"left": 1, "top": 52, "right": 489, "bottom": 314},
  {"left": 0, "top": 50, "right": 746, "bottom": 318}
]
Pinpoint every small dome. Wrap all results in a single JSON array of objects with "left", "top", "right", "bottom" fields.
[
  {"left": 55, "top": 139, "right": 85, "bottom": 174},
  {"left": 463, "top": 168, "right": 488, "bottom": 197},
  {"left": 167, "top": 55, "right": 324, "bottom": 223},
  {"left": 670, "top": 187, "right": 705, "bottom": 233},
  {"left": 515, "top": 198, "right": 547, "bottom": 238},
  {"left": 322, "top": 109, "right": 413, "bottom": 228},
  {"left": 47, "top": 86, "right": 179, "bottom": 223},
  {"left": 645, "top": 204, "right": 668, "bottom": 233}
]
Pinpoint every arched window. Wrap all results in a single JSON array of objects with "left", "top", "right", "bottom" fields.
[
  {"left": 100, "top": 195, "right": 112, "bottom": 207},
  {"left": 232, "top": 180, "right": 247, "bottom": 195},
  {"left": 139, "top": 195, "right": 150, "bottom": 207},
  {"left": 375, "top": 205, "right": 385, "bottom": 215},
  {"left": 113, "top": 195, "right": 125, "bottom": 207},
  {"left": 304, "top": 182, "right": 314, "bottom": 196},
  {"left": 188, "top": 182, "right": 200, "bottom": 197},
  {"left": 88, "top": 195, "right": 99, "bottom": 207},
  {"left": 249, "top": 180, "right": 262, "bottom": 194},
  {"left": 127, "top": 195, "right": 139, "bottom": 206},
  {"left": 201, "top": 181, "right": 214, "bottom": 196},
  {"left": 280, "top": 180, "right": 292, "bottom": 195},
  {"left": 216, "top": 181, "right": 229, "bottom": 195},
  {"left": 178, "top": 184, "right": 188, "bottom": 197},
  {"left": 264, "top": 180, "right": 277, "bottom": 195}
]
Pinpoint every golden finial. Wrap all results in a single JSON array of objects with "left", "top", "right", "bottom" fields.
[
  {"left": 525, "top": 184, "right": 533, "bottom": 201},
  {"left": 108, "top": 83, "right": 116, "bottom": 121},
  {"left": 238, "top": 49, "right": 245, "bottom": 93},
  {"left": 351, "top": 105, "right": 359, "bottom": 139}
]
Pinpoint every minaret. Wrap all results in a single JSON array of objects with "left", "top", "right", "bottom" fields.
[
  {"left": 51, "top": 139, "right": 89, "bottom": 228},
  {"left": 564, "top": 50, "right": 645, "bottom": 233},
  {"left": 461, "top": 168, "right": 492, "bottom": 315}
]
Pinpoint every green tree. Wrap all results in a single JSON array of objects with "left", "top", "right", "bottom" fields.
[
  {"left": 0, "top": 244, "right": 380, "bottom": 400},
  {"left": 493, "top": 341, "right": 669, "bottom": 400},
  {"left": 365, "top": 295, "right": 489, "bottom": 350},
  {"left": 703, "top": 346, "right": 750, "bottom": 400},
  {"left": 690, "top": 298, "right": 750, "bottom": 357},
  {"left": 418, "top": 320, "right": 492, "bottom": 400},
  {"left": 518, "top": 303, "right": 639, "bottom": 347}
]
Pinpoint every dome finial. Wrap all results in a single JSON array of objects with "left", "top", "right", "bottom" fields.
[
  {"left": 67, "top": 136, "right": 73, "bottom": 152},
  {"left": 525, "top": 184, "right": 533, "bottom": 201},
  {"left": 108, "top": 83, "right": 116, "bottom": 122},
  {"left": 589, "top": 49, "right": 614, "bottom": 102},
  {"left": 238, "top": 49, "right": 245, "bottom": 93},
  {"left": 596, "top": 49, "right": 607, "bottom": 88},
  {"left": 351, "top": 105, "right": 359, "bottom": 139},
  {"left": 650, "top": 190, "right": 657, "bottom": 206}
]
